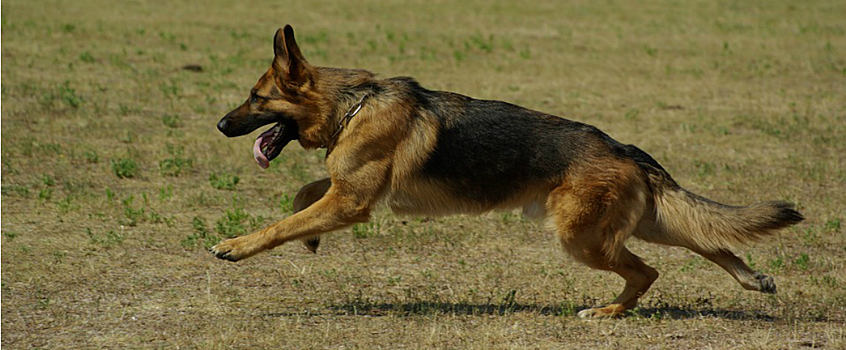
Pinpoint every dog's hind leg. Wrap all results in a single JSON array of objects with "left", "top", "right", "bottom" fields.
[
  {"left": 695, "top": 249, "right": 776, "bottom": 293},
  {"left": 573, "top": 247, "right": 659, "bottom": 318},
  {"left": 293, "top": 178, "right": 332, "bottom": 253},
  {"left": 633, "top": 221, "right": 777, "bottom": 294},
  {"left": 550, "top": 160, "right": 658, "bottom": 318}
]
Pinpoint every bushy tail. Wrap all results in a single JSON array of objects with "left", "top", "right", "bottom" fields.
[{"left": 642, "top": 168, "right": 804, "bottom": 252}]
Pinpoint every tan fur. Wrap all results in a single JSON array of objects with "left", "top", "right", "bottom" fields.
[
  {"left": 546, "top": 158, "right": 655, "bottom": 317},
  {"left": 550, "top": 158, "right": 648, "bottom": 260},
  {"left": 636, "top": 181, "right": 800, "bottom": 254}
]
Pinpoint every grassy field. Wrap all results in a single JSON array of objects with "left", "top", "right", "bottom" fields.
[{"left": 2, "top": 0, "right": 845, "bottom": 348}]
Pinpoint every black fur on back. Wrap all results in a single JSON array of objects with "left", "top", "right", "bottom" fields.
[{"left": 395, "top": 79, "right": 614, "bottom": 204}]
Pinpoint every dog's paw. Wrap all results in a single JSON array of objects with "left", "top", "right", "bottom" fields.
[
  {"left": 577, "top": 308, "right": 599, "bottom": 319},
  {"left": 754, "top": 272, "right": 777, "bottom": 294},
  {"left": 210, "top": 236, "right": 258, "bottom": 262},
  {"left": 577, "top": 305, "right": 626, "bottom": 319},
  {"left": 303, "top": 237, "right": 320, "bottom": 253}
]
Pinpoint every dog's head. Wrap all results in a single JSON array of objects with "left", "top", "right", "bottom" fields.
[{"left": 217, "top": 25, "right": 328, "bottom": 168}]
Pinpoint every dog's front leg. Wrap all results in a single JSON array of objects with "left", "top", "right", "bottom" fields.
[
  {"left": 210, "top": 191, "right": 371, "bottom": 261},
  {"left": 212, "top": 105, "right": 397, "bottom": 261},
  {"left": 293, "top": 177, "right": 332, "bottom": 253}
]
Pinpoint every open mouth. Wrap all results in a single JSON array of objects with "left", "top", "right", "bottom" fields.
[{"left": 252, "top": 118, "right": 298, "bottom": 169}]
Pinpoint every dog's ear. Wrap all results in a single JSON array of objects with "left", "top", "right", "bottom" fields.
[{"left": 273, "top": 25, "right": 311, "bottom": 86}]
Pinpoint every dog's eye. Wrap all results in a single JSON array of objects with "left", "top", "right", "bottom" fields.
[{"left": 251, "top": 94, "right": 270, "bottom": 105}]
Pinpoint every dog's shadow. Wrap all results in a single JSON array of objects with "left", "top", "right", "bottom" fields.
[{"left": 261, "top": 302, "right": 774, "bottom": 321}]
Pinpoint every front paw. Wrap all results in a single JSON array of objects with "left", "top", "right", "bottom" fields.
[{"left": 210, "top": 236, "right": 260, "bottom": 262}]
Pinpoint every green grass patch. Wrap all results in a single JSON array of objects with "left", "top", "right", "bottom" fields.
[
  {"left": 111, "top": 158, "right": 139, "bottom": 178},
  {"left": 209, "top": 172, "right": 239, "bottom": 190}
]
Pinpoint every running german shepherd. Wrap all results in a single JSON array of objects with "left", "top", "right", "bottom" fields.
[{"left": 212, "top": 25, "right": 803, "bottom": 318}]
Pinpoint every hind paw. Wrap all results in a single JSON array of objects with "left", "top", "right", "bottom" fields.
[
  {"left": 577, "top": 304, "right": 627, "bottom": 319},
  {"left": 754, "top": 272, "right": 777, "bottom": 294}
]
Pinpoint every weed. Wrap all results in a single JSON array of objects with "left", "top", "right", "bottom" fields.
[
  {"left": 121, "top": 195, "right": 145, "bottom": 226},
  {"left": 160, "top": 80, "right": 179, "bottom": 98},
  {"left": 83, "top": 150, "right": 99, "bottom": 163},
  {"left": 105, "top": 188, "right": 116, "bottom": 201},
  {"left": 118, "top": 103, "right": 132, "bottom": 115},
  {"left": 192, "top": 216, "right": 210, "bottom": 235},
  {"left": 79, "top": 51, "right": 95, "bottom": 63},
  {"left": 215, "top": 208, "right": 252, "bottom": 238},
  {"left": 352, "top": 222, "right": 381, "bottom": 239},
  {"left": 794, "top": 253, "right": 810, "bottom": 270},
  {"left": 57, "top": 196, "right": 78, "bottom": 214},
  {"left": 38, "top": 188, "right": 52, "bottom": 202},
  {"left": 825, "top": 218, "right": 841, "bottom": 233},
  {"left": 279, "top": 194, "right": 294, "bottom": 213},
  {"left": 87, "top": 228, "right": 124, "bottom": 248},
  {"left": 453, "top": 50, "right": 465, "bottom": 64},
  {"left": 149, "top": 211, "right": 163, "bottom": 223},
  {"left": 158, "top": 185, "right": 173, "bottom": 201},
  {"left": 209, "top": 172, "right": 239, "bottom": 190},
  {"left": 161, "top": 114, "right": 181, "bottom": 128},
  {"left": 38, "top": 81, "right": 84, "bottom": 108},
  {"left": 468, "top": 32, "right": 494, "bottom": 53},
  {"left": 111, "top": 157, "right": 139, "bottom": 178},
  {"left": 183, "top": 216, "right": 219, "bottom": 249},
  {"left": 500, "top": 289, "right": 518, "bottom": 310},
  {"left": 801, "top": 227, "right": 818, "bottom": 245},
  {"left": 159, "top": 156, "right": 192, "bottom": 176},
  {"left": 3, "top": 232, "right": 18, "bottom": 241},
  {"left": 768, "top": 256, "right": 784, "bottom": 272},
  {"left": 55, "top": 81, "right": 83, "bottom": 108},
  {"left": 42, "top": 174, "right": 55, "bottom": 186},
  {"left": 159, "top": 31, "right": 176, "bottom": 41},
  {"left": 148, "top": 211, "right": 172, "bottom": 226},
  {"left": 37, "top": 297, "right": 51, "bottom": 309},
  {"left": 52, "top": 250, "right": 66, "bottom": 263},
  {"left": 558, "top": 301, "right": 577, "bottom": 317}
]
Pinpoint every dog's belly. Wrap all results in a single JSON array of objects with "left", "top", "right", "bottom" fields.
[
  {"left": 386, "top": 177, "right": 551, "bottom": 219},
  {"left": 387, "top": 180, "right": 496, "bottom": 216}
]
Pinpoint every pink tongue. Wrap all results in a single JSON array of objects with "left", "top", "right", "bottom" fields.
[
  {"left": 253, "top": 127, "right": 277, "bottom": 169},
  {"left": 253, "top": 137, "right": 269, "bottom": 169}
]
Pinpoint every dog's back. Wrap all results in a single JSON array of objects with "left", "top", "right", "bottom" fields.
[{"left": 386, "top": 77, "right": 621, "bottom": 213}]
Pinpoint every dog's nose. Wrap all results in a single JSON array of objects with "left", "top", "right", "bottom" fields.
[{"left": 217, "top": 118, "right": 229, "bottom": 133}]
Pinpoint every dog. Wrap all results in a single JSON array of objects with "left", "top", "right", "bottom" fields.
[{"left": 212, "top": 25, "right": 803, "bottom": 318}]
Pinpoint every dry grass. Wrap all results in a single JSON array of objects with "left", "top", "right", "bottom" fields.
[{"left": 2, "top": 0, "right": 845, "bottom": 348}]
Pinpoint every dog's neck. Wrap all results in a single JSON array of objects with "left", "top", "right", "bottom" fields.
[{"left": 324, "top": 91, "right": 372, "bottom": 148}]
